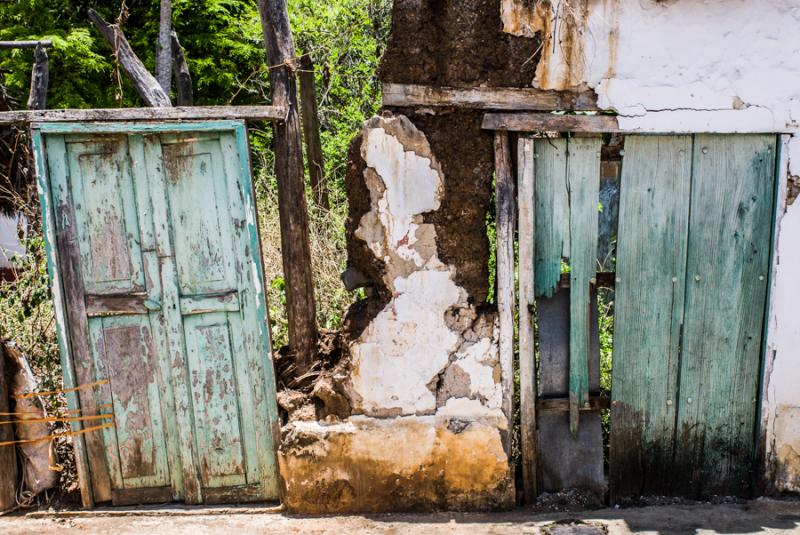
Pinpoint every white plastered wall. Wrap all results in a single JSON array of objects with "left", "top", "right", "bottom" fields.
[{"left": 501, "top": 0, "right": 800, "bottom": 492}]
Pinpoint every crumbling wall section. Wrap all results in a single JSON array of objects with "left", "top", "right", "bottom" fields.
[{"left": 279, "top": 114, "right": 513, "bottom": 513}]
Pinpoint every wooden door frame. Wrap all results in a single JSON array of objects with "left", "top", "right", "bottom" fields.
[
  {"left": 486, "top": 114, "right": 791, "bottom": 502},
  {"left": 32, "top": 120, "right": 281, "bottom": 508}
]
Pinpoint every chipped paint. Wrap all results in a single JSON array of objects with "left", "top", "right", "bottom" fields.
[{"left": 280, "top": 113, "right": 513, "bottom": 512}]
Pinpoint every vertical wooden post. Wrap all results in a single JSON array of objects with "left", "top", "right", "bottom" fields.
[
  {"left": 26, "top": 43, "right": 49, "bottom": 110},
  {"left": 156, "top": 0, "right": 173, "bottom": 93},
  {"left": 298, "top": 53, "right": 328, "bottom": 210},
  {"left": 494, "top": 131, "right": 516, "bottom": 436},
  {"left": 257, "top": 0, "right": 318, "bottom": 373},
  {"left": 517, "top": 136, "right": 538, "bottom": 502},
  {"left": 0, "top": 344, "right": 18, "bottom": 513},
  {"left": 170, "top": 31, "right": 193, "bottom": 106}
]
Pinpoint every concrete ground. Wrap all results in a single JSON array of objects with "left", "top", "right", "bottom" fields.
[{"left": 0, "top": 498, "right": 799, "bottom": 534}]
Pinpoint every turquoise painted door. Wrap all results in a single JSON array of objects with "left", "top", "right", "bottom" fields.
[
  {"left": 610, "top": 134, "right": 777, "bottom": 499},
  {"left": 35, "top": 122, "right": 279, "bottom": 505}
]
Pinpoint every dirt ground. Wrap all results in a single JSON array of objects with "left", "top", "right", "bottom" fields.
[{"left": 1, "top": 498, "right": 798, "bottom": 535}]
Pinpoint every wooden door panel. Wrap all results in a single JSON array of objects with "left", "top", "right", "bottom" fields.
[
  {"left": 65, "top": 138, "right": 144, "bottom": 294},
  {"left": 610, "top": 135, "right": 693, "bottom": 498},
  {"left": 162, "top": 137, "right": 236, "bottom": 296},
  {"left": 184, "top": 313, "right": 247, "bottom": 489},
  {"left": 89, "top": 315, "right": 170, "bottom": 489},
  {"left": 675, "top": 134, "right": 776, "bottom": 496}
]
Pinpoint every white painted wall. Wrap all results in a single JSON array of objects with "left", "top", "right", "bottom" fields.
[{"left": 501, "top": 0, "right": 800, "bottom": 492}]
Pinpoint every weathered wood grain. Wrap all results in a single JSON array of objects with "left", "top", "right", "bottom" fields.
[
  {"left": 27, "top": 43, "right": 49, "bottom": 110},
  {"left": 88, "top": 9, "right": 172, "bottom": 108},
  {"left": 156, "top": 0, "right": 173, "bottom": 93},
  {"left": 383, "top": 84, "right": 599, "bottom": 111},
  {"left": 494, "top": 131, "right": 516, "bottom": 431},
  {"left": 517, "top": 136, "right": 537, "bottom": 502},
  {"left": 0, "top": 106, "right": 286, "bottom": 124},
  {"left": 0, "top": 343, "right": 18, "bottom": 513},
  {"left": 533, "top": 139, "right": 569, "bottom": 298},
  {"left": 609, "top": 136, "right": 693, "bottom": 501},
  {"left": 170, "top": 32, "right": 193, "bottom": 107},
  {"left": 483, "top": 113, "right": 619, "bottom": 133},
  {"left": 675, "top": 134, "right": 776, "bottom": 497},
  {"left": 257, "top": 0, "right": 318, "bottom": 374},
  {"left": 565, "top": 138, "right": 601, "bottom": 434},
  {"left": 0, "top": 40, "right": 52, "bottom": 49},
  {"left": 299, "top": 54, "right": 328, "bottom": 209}
]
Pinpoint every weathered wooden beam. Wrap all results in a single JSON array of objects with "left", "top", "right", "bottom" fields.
[
  {"left": 0, "top": 105, "right": 287, "bottom": 124},
  {"left": 170, "top": 31, "right": 193, "bottom": 107},
  {"left": 88, "top": 9, "right": 172, "bottom": 108},
  {"left": 383, "top": 83, "right": 599, "bottom": 111},
  {"left": 0, "top": 343, "right": 18, "bottom": 513},
  {"left": 483, "top": 112, "right": 620, "bottom": 132},
  {"left": 298, "top": 54, "right": 328, "bottom": 209},
  {"left": 257, "top": 0, "right": 319, "bottom": 374},
  {"left": 0, "top": 41, "right": 53, "bottom": 49},
  {"left": 538, "top": 394, "right": 609, "bottom": 412},
  {"left": 494, "top": 131, "right": 516, "bottom": 434},
  {"left": 517, "top": 136, "right": 538, "bottom": 503},
  {"left": 26, "top": 43, "right": 49, "bottom": 110},
  {"left": 156, "top": 0, "right": 173, "bottom": 93}
]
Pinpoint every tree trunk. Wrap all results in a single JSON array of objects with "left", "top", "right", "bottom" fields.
[
  {"left": 26, "top": 43, "right": 49, "bottom": 110},
  {"left": 171, "top": 31, "right": 193, "bottom": 106},
  {"left": 156, "top": 0, "right": 173, "bottom": 94},
  {"left": 299, "top": 54, "right": 328, "bottom": 209},
  {"left": 256, "top": 0, "right": 318, "bottom": 374},
  {"left": 88, "top": 9, "right": 171, "bottom": 107}
]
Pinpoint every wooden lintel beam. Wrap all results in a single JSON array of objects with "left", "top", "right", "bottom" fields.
[
  {"left": 483, "top": 112, "right": 620, "bottom": 132},
  {"left": 0, "top": 105, "right": 287, "bottom": 125},
  {"left": 383, "top": 83, "right": 599, "bottom": 111},
  {"left": 0, "top": 40, "right": 53, "bottom": 49}
]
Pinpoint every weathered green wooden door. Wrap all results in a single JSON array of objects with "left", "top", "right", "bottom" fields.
[
  {"left": 611, "top": 134, "right": 777, "bottom": 499},
  {"left": 34, "top": 122, "right": 279, "bottom": 505}
]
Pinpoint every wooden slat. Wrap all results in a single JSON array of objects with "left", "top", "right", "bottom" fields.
[
  {"left": 0, "top": 106, "right": 287, "bottom": 125},
  {"left": 0, "top": 344, "right": 18, "bottom": 513},
  {"left": 383, "top": 84, "right": 598, "bottom": 111},
  {"left": 0, "top": 40, "right": 53, "bottom": 49},
  {"left": 179, "top": 292, "right": 240, "bottom": 315},
  {"left": 675, "top": 134, "right": 776, "bottom": 497},
  {"left": 483, "top": 113, "right": 619, "bottom": 132},
  {"left": 111, "top": 486, "right": 173, "bottom": 506},
  {"left": 494, "top": 131, "right": 516, "bottom": 430},
  {"left": 609, "top": 136, "right": 692, "bottom": 500},
  {"left": 299, "top": 54, "right": 329, "bottom": 209},
  {"left": 517, "top": 136, "right": 537, "bottom": 502},
  {"left": 534, "top": 139, "right": 569, "bottom": 298},
  {"left": 538, "top": 394, "right": 609, "bottom": 412},
  {"left": 566, "top": 138, "right": 601, "bottom": 434}
]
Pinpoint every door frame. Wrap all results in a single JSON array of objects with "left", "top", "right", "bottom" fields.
[
  {"left": 32, "top": 120, "right": 280, "bottom": 508},
  {"left": 486, "top": 115, "right": 791, "bottom": 502}
]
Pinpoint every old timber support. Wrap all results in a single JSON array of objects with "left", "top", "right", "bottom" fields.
[{"left": 257, "top": 0, "right": 318, "bottom": 374}]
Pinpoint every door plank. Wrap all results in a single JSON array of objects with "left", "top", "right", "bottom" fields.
[
  {"left": 565, "top": 137, "right": 602, "bottom": 433},
  {"left": 225, "top": 126, "right": 281, "bottom": 495},
  {"left": 534, "top": 139, "right": 569, "bottom": 299},
  {"left": 46, "top": 135, "right": 113, "bottom": 503},
  {"left": 675, "top": 134, "right": 776, "bottom": 497},
  {"left": 610, "top": 135, "right": 693, "bottom": 500}
]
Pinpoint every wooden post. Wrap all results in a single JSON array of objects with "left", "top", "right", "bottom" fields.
[
  {"left": 88, "top": 9, "right": 172, "bottom": 108},
  {"left": 26, "top": 43, "right": 49, "bottom": 110},
  {"left": 0, "top": 343, "right": 18, "bottom": 513},
  {"left": 257, "top": 0, "right": 318, "bottom": 374},
  {"left": 298, "top": 54, "right": 328, "bottom": 209},
  {"left": 156, "top": 0, "right": 173, "bottom": 94},
  {"left": 170, "top": 31, "right": 193, "bottom": 106},
  {"left": 494, "top": 131, "right": 516, "bottom": 438},
  {"left": 517, "top": 136, "right": 538, "bottom": 502}
]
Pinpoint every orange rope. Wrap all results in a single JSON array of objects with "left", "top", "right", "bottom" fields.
[
  {"left": 0, "top": 423, "right": 114, "bottom": 447},
  {"left": 0, "top": 414, "right": 114, "bottom": 426},
  {"left": 12, "top": 379, "right": 109, "bottom": 400}
]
